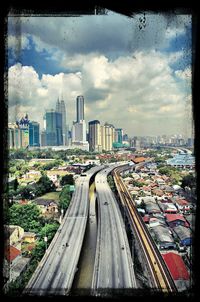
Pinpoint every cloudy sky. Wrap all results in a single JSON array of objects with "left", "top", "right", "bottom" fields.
[{"left": 7, "top": 10, "right": 193, "bottom": 137}]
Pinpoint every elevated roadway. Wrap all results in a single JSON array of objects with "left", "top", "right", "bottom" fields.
[
  {"left": 24, "top": 166, "right": 104, "bottom": 296},
  {"left": 92, "top": 164, "right": 137, "bottom": 295}
]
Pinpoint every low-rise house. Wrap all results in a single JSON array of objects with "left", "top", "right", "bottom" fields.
[
  {"left": 163, "top": 185, "right": 174, "bottom": 193},
  {"left": 185, "top": 214, "right": 195, "bottom": 232},
  {"left": 149, "top": 218, "right": 161, "bottom": 228},
  {"left": 156, "top": 178, "right": 166, "bottom": 186},
  {"left": 173, "top": 225, "right": 192, "bottom": 246},
  {"left": 34, "top": 199, "right": 59, "bottom": 216},
  {"left": 5, "top": 245, "right": 21, "bottom": 266},
  {"left": 145, "top": 202, "right": 161, "bottom": 215},
  {"left": 143, "top": 215, "right": 150, "bottom": 224},
  {"left": 4, "top": 245, "right": 30, "bottom": 285},
  {"left": 152, "top": 188, "right": 164, "bottom": 197},
  {"left": 162, "top": 252, "right": 190, "bottom": 291},
  {"left": 175, "top": 199, "right": 190, "bottom": 213},
  {"left": 22, "top": 232, "right": 36, "bottom": 243},
  {"left": 165, "top": 214, "right": 189, "bottom": 228},
  {"left": 132, "top": 157, "right": 146, "bottom": 164},
  {"left": 150, "top": 225, "right": 176, "bottom": 250},
  {"left": 24, "top": 170, "right": 41, "bottom": 179},
  {"left": 4, "top": 225, "right": 24, "bottom": 250},
  {"left": 158, "top": 202, "right": 178, "bottom": 214}
]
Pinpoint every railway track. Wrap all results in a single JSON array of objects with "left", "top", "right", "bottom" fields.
[{"left": 113, "top": 165, "right": 177, "bottom": 293}]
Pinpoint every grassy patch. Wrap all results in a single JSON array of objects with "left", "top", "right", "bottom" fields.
[{"left": 36, "top": 191, "right": 60, "bottom": 200}]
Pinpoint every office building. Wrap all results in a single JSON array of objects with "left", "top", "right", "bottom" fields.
[
  {"left": 115, "top": 128, "right": 123, "bottom": 144},
  {"left": 29, "top": 121, "right": 40, "bottom": 147},
  {"left": 72, "top": 95, "right": 87, "bottom": 145},
  {"left": 76, "top": 96, "right": 84, "bottom": 122},
  {"left": 88, "top": 120, "right": 102, "bottom": 152},
  {"left": 56, "top": 97, "right": 68, "bottom": 145},
  {"left": 45, "top": 109, "right": 63, "bottom": 146},
  {"left": 41, "top": 130, "right": 46, "bottom": 147},
  {"left": 8, "top": 118, "right": 29, "bottom": 149},
  {"left": 101, "top": 123, "right": 115, "bottom": 151},
  {"left": 72, "top": 120, "right": 86, "bottom": 142}
]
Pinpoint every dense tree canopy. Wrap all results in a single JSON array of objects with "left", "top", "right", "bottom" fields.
[
  {"left": 60, "top": 174, "right": 74, "bottom": 186},
  {"left": 9, "top": 203, "right": 42, "bottom": 233},
  {"left": 181, "top": 174, "right": 196, "bottom": 190},
  {"left": 59, "top": 185, "right": 71, "bottom": 211}
]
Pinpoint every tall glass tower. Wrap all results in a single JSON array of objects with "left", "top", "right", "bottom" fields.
[
  {"left": 45, "top": 109, "right": 62, "bottom": 146},
  {"left": 56, "top": 97, "right": 67, "bottom": 145},
  {"left": 29, "top": 121, "right": 40, "bottom": 147},
  {"left": 76, "top": 96, "right": 84, "bottom": 122}
]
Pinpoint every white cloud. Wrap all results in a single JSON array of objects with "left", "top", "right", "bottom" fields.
[
  {"left": 8, "top": 34, "right": 30, "bottom": 51},
  {"left": 175, "top": 67, "right": 191, "bottom": 80},
  {"left": 8, "top": 49, "right": 192, "bottom": 136}
]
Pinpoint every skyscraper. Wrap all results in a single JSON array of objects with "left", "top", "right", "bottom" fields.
[
  {"left": 45, "top": 109, "right": 63, "bottom": 146},
  {"left": 88, "top": 120, "right": 102, "bottom": 152},
  {"left": 115, "top": 128, "right": 123, "bottom": 144},
  {"left": 71, "top": 95, "right": 88, "bottom": 150},
  {"left": 101, "top": 123, "right": 115, "bottom": 151},
  {"left": 29, "top": 121, "right": 40, "bottom": 147},
  {"left": 76, "top": 96, "right": 84, "bottom": 122},
  {"left": 56, "top": 97, "right": 68, "bottom": 145}
]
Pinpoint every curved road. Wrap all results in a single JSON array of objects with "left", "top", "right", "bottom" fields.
[{"left": 24, "top": 166, "right": 104, "bottom": 296}]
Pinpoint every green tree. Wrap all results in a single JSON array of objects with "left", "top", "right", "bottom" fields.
[
  {"left": 60, "top": 174, "right": 74, "bottom": 186},
  {"left": 9, "top": 203, "right": 42, "bottom": 232},
  {"left": 19, "top": 185, "right": 33, "bottom": 200},
  {"left": 59, "top": 185, "right": 71, "bottom": 211},
  {"left": 31, "top": 241, "right": 46, "bottom": 262},
  {"left": 38, "top": 223, "right": 59, "bottom": 243},
  {"left": 37, "top": 175, "right": 55, "bottom": 192},
  {"left": 107, "top": 175, "right": 115, "bottom": 191},
  {"left": 181, "top": 174, "right": 196, "bottom": 189}
]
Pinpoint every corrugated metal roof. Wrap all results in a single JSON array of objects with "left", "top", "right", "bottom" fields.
[
  {"left": 162, "top": 252, "right": 190, "bottom": 280},
  {"left": 173, "top": 226, "right": 191, "bottom": 240},
  {"left": 5, "top": 245, "right": 21, "bottom": 262}
]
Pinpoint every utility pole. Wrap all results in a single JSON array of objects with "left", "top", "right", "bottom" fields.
[{"left": 44, "top": 225, "right": 47, "bottom": 252}]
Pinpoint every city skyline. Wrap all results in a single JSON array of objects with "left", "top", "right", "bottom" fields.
[{"left": 8, "top": 11, "right": 192, "bottom": 137}]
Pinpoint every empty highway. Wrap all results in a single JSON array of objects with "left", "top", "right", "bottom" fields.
[
  {"left": 92, "top": 164, "right": 137, "bottom": 295},
  {"left": 24, "top": 166, "right": 104, "bottom": 296}
]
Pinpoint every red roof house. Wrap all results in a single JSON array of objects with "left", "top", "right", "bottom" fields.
[
  {"left": 162, "top": 252, "right": 190, "bottom": 280},
  {"left": 5, "top": 245, "right": 21, "bottom": 263},
  {"left": 165, "top": 214, "right": 189, "bottom": 228}
]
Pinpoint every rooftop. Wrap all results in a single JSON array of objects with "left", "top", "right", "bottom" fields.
[
  {"left": 162, "top": 252, "right": 190, "bottom": 280},
  {"left": 5, "top": 245, "right": 21, "bottom": 263},
  {"left": 165, "top": 214, "right": 186, "bottom": 223},
  {"left": 173, "top": 225, "right": 192, "bottom": 240}
]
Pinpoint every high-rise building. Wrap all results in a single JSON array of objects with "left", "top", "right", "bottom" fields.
[
  {"left": 8, "top": 125, "right": 15, "bottom": 149},
  {"left": 29, "top": 121, "right": 40, "bottom": 147},
  {"left": 72, "top": 120, "right": 86, "bottom": 142},
  {"left": 45, "top": 109, "right": 63, "bottom": 146},
  {"left": 101, "top": 123, "right": 115, "bottom": 151},
  {"left": 41, "top": 130, "right": 46, "bottom": 146},
  {"left": 20, "top": 128, "right": 29, "bottom": 148},
  {"left": 8, "top": 117, "right": 30, "bottom": 149},
  {"left": 88, "top": 120, "right": 102, "bottom": 152},
  {"left": 76, "top": 96, "right": 84, "bottom": 122},
  {"left": 56, "top": 97, "right": 68, "bottom": 145},
  {"left": 123, "top": 133, "right": 128, "bottom": 142},
  {"left": 115, "top": 128, "right": 123, "bottom": 144},
  {"left": 72, "top": 95, "right": 87, "bottom": 145}
]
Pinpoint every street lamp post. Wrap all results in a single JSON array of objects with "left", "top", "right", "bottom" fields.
[
  {"left": 44, "top": 225, "right": 47, "bottom": 252},
  {"left": 44, "top": 236, "right": 47, "bottom": 251}
]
